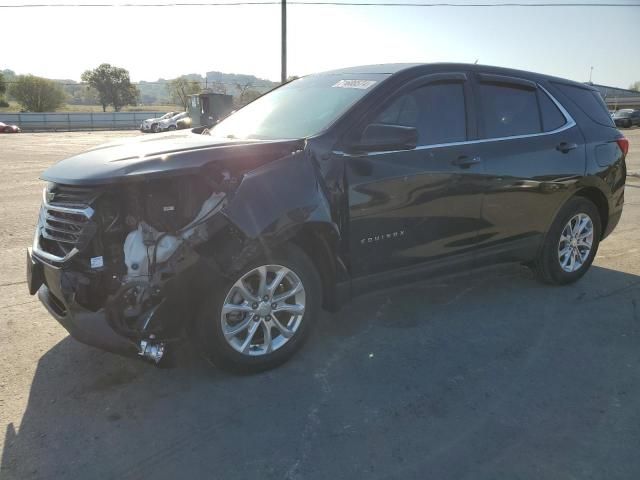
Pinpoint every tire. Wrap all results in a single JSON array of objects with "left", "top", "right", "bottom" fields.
[
  {"left": 194, "top": 243, "right": 321, "bottom": 373},
  {"left": 168, "top": 125, "right": 177, "bottom": 131},
  {"left": 626, "top": 120, "right": 632, "bottom": 129},
  {"left": 532, "top": 196, "right": 601, "bottom": 285},
  {"left": 151, "top": 123, "right": 159, "bottom": 133}
]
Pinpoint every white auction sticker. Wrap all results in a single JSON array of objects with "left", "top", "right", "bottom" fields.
[
  {"left": 90, "top": 256, "right": 104, "bottom": 269},
  {"left": 332, "top": 80, "right": 377, "bottom": 89}
]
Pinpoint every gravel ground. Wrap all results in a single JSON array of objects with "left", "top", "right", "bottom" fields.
[{"left": 1, "top": 128, "right": 640, "bottom": 480}]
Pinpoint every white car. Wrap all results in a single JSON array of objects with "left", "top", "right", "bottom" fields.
[
  {"left": 157, "top": 112, "right": 192, "bottom": 132},
  {"left": 140, "top": 112, "right": 179, "bottom": 133}
]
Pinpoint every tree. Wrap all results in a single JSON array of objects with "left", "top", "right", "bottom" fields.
[
  {"left": 8, "top": 75, "right": 66, "bottom": 112},
  {"left": 208, "top": 81, "right": 227, "bottom": 95},
  {"left": 0, "top": 72, "right": 6, "bottom": 97},
  {"left": 167, "top": 76, "right": 201, "bottom": 109},
  {"left": 235, "top": 89, "right": 262, "bottom": 108},
  {"left": 81, "top": 64, "right": 139, "bottom": 112},
  {"left": 630, "top": 81, "right": 640, "bottom": 92}
]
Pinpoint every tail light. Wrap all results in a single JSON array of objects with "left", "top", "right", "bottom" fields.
[{"left": 616, "top": 137, "right": 629, "bottom": 156}]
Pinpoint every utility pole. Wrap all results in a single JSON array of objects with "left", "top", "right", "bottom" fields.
[
  {"left": 281, "top": 0, "right": 287, "bottom": 84},
  {"left": 589, "top": 66, "right": 594, "bottom": 84}
]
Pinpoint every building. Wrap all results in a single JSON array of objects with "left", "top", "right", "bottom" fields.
[
  {"left": 588, "top": 83, "right": 640, "bottom": 110},
  {"left": 187, "top": 92, "right": 234, "bottom": 128}
]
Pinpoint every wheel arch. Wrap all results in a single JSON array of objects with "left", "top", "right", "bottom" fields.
[
  {"left": 284, "top": 222, "right": 347, "bottom": 312},
  {"left": 574, "top": 186, "right": 609, "bottom": 238}
]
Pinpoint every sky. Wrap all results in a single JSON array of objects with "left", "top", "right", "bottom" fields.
[{"left": 1, "top": 0, "right": 639, "bottom": 89}]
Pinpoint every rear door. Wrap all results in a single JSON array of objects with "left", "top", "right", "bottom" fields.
[
  {"left": 342, "top": 73, "right": 485, "bottom": 277},
  {"left": 470, "top": 73, "right": 585, "bottom": 259}
]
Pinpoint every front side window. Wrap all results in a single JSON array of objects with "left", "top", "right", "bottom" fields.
[
  {"left": 374, "top": 81, "right": 467, "bottom": 145},
  {"left": 478, "top": 82, "right": 541, "bottom": 138}
]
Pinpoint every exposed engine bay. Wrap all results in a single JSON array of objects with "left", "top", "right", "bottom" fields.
[{"left": 35, "top": 168, "right": 238, "bottom": 363}]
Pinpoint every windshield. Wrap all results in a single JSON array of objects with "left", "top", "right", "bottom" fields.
[
  {"left": 209, "top": 73, "right": 389, "bottom": 140},
  {"left": 614, "top": 110, "right": 633, "bottom": 117},
  {"left": 161, "top": 112, "right": 174, "bottom": 120}
]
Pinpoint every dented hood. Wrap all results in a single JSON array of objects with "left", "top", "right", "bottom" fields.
[{"left": 41, "top": 130, "right": 305, "bottom": 186}]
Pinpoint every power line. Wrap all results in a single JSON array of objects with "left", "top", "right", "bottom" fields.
[{"left": 0, "top": 1, "right": 638, "bottom": 7}]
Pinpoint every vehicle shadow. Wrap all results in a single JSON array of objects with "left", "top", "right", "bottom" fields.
[{"left": 3, "top": 264, "right": 640, "bottom": 480}]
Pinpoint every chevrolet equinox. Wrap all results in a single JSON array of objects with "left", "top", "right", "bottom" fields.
[{"left": 27, "top": 63, "right": 628, "bottom": 372}]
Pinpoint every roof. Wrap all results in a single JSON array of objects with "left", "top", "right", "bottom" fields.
[
  {"left": 316, "top": 63, "right": 589, "bottom": 89},
  {"left": 318, "top": 63, "right": 423, "bottom": 75}
]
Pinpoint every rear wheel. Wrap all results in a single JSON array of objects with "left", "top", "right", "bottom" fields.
[
  {"left": 168, "top": 125, "right": 177, "bottom": 131},
  {"left": 195, "top": 244, "right": 321, "bottom": 373},
  {"left": 532, "top": 197, "right": 601, "bottom": 285}
]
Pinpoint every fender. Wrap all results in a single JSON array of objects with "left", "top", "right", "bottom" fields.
[{"left": 203, "top": 149, "right": 346, "bottom": 284}]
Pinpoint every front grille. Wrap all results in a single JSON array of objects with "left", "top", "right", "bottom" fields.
[
  {"left": 48, "top": 185, "right": 99, "bottom": 209},
  {"left": 35, "top": 185, "right": 100, "bottom": 262}
]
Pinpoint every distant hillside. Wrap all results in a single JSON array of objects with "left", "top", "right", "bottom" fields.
[
  {"left": 1, "top": 67, "right": 278, "bottom": 106},
  {"left": 137, "top": 72, "right": 277, "bottom": 104}
]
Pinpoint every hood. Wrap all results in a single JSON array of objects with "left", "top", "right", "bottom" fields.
[
  {"left": 41, "top": 130, "right": 306, "bottom": 186},
  {"left": 144, "top": 116, "right": 165, "bottom": 123}
]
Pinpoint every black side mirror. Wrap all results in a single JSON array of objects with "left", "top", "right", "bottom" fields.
[{"left": 350, "top": 123, "right": 418, "bottom": 153}]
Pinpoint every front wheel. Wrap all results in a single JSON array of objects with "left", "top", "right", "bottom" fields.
[
  {"left": 195, "top": 244, "right": 321, "bottom": 373},
  {"left": 532, "top": 196, "right": 601, "bottom": 285}
]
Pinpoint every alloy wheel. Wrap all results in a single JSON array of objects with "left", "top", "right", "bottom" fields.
[
  {"left": 557, "top": 213, "right": 594, "bottom": 273},
  {"left": 220, "top": 265, "right": 306, "bottom": 356}
]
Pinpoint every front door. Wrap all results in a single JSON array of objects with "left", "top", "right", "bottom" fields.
[{"left": 342, "top": 74, "right": 485, "bottom": 278}]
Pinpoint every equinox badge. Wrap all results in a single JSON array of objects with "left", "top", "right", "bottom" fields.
[{"left": 360, "top": 230, "right": 405, "bottom": 245}]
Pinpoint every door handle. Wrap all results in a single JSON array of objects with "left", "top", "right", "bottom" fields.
[
  {"left": 556, "top": 142, "right": 578, "bottom": 154},
  {"left": 452, "top": 155, "right": 481, "bottom": 169}
]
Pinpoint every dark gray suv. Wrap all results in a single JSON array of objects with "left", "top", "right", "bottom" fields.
[{"left": 27, "top": 63, "right": 628, "bottom": 372}]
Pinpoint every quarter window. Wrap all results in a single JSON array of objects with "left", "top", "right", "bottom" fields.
[
  {"left": 538, "top": 89, "right": 567, "bottom": 132},
  {"left": 374, "top": 81, "right": 467, "bottom": 146},
  {"left": 478, "top": 82, "right": 541, "bottom": 138}
]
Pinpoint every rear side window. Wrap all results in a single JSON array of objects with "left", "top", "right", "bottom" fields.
[
  {"left": 538, "top": 89, "right": 566, "bottom": 132},
  {"left": 375, "top": 81, "right": 467, "bottom": 145},
  {"left": 552, "top": 83, "right": 614, "bottom": 127},
  {"left": 478, "top": 83, "right": 541, "bottom": 138}
]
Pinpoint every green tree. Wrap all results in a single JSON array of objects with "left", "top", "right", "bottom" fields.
[
  {"left": 81, "top": 64, "right": 139, "bottom": 112},
  {"left": 630, "top": 81, "right": 640, "bottom": 92},
  {"left": 8, "top": 75, "right": 66, "bottom": 112},
  {"left": 167, "top": 76, "right": 201, "bottom": 109},
  {"left": 0, "top": 72, "right": 7, "bottom": 107}
]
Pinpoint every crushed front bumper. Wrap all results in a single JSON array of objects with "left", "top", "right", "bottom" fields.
[{"left": 27, "top": 248, "right": 139, "bottom": 357}]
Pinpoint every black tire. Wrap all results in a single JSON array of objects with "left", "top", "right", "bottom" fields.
[
  {"left": 194, "top": 243, "right": 321, "bottom": 373},
  {"left": 168, "top": 125, "right": 177, "bottom": 131},
  {"left": 151, "top": 123, "right": 159, "bottom": 133},
  {"left": 626, "top": 120, "right": 632, "bottom": 129},
  {"left": 532, "top": 196, "right": 601, "bottom": 285}
]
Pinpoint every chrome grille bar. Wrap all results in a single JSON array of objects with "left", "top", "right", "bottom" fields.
[{"left": 32, "top": 186, "right": 97, "bottom": 264}]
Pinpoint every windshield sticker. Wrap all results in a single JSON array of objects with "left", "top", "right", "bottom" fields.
[{"left": 332, "top": 79, "right": 377, "bottom": 89}]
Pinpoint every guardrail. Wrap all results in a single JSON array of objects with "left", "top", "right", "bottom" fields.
[{"left": 0, "top": 111, "right": 171, "bottom": 131}]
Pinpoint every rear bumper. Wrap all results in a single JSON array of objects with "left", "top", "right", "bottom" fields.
[{"left": 28, "top": 249, "right": 139, "bottom": 356}]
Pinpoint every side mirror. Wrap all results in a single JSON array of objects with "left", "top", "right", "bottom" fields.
[{"left": 349, "top": 123, "right": 418, "bottom": 153}]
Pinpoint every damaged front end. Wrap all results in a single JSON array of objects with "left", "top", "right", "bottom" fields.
[{"left": 28, "top": 168, "right": 236, "bottom": 364}]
